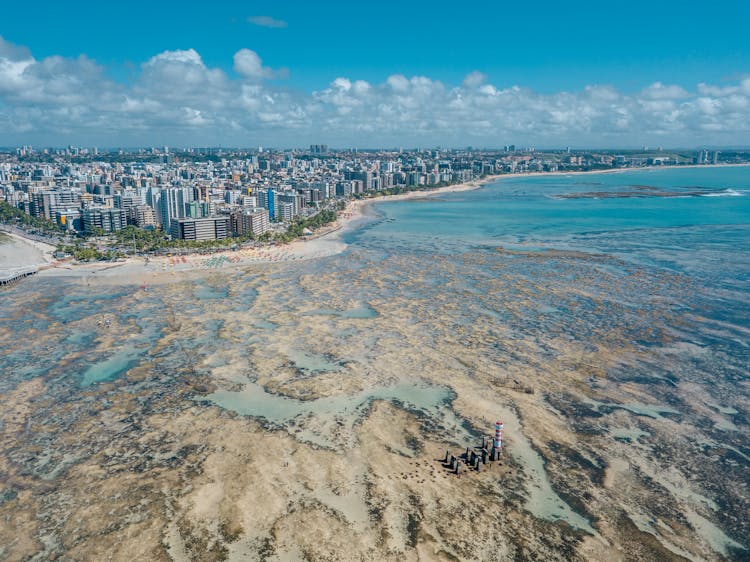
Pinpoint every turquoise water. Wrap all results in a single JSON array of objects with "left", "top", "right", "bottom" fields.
[
  {"left": 350, "top": 167, "right": 750, "bottom": 258},
  {"left": 305, "top": 304, "right": 379, "bottom": 319},
  {"left": 205, "top": 377, "right": 456, "bottom": 448},
  {"left": 351, "top": 165, "right": 750, "bottom": 335},
  {"left": 80, "top": 347, "right": 142, "bottom": 387},
  {"left": 350, "top": 167, "right": 750, "bottom": 297}
]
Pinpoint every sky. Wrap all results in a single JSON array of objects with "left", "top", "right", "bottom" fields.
[{"left": 1, "top": 0, "right": 749, "bottom": 148}]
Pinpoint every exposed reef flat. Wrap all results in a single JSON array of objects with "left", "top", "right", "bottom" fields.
[
  {"left": 1, "top": 237, "right": 747, "bottom": 561},
  {"left": 3, "top": 164, "right": 750, "bottom": 561}
]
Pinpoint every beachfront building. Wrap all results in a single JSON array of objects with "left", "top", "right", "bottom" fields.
[
  {"left": 82, "top": 207, "right": 127, "bottom": 234},
  {"left": 257, "top": 188, "right": 276, "bottom": 220},
  {"left": 56, "top": 209, "right": 82, "bottom": 232},
  {"left": 170, "top": 216, "right": 230, "bottom": 241},
  {"left": 133, "top": 205, "right": 158, "bottom": 229},
  {"left": 30, "top": 189, "right": 79, "bottom": 220},
  {"left": 276, "top": 192, "right": 303, "bottom": 217},
  {"left": 232, "top": 207, "right": 271, "bottom": 237},
  {"left": 160, "top": 187, "right": 195, "bottom": 230},
  {"left": 276, "top": 202, "right": 294, "bottom": 223}
]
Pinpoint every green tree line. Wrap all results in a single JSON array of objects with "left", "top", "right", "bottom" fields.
[
  {"left": 0, "top": 200, "right": 60, "bottom": 233},
  {"left": 275, "top": 209, "right": 337, "bottom": 243}
]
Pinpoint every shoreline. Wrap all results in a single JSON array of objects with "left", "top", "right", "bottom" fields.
[
  {"left": 355, "top": 162, "right": 750, "bottom": 210},
  {"left": 0, "top": 227, "right": 57, "bottom": 276},
  {"left": 25, "top": 163, "right": 750, "bottom": 284},
  {"left": 34, "top": 176, "right": 504, "bottom": 284},
  {"left": 0, "top": 227, "right": 57, "bottom": 262}
]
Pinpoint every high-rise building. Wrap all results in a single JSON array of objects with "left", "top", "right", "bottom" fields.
[
  {"left": 82, "top": 207, "right": 127, "bottom": 233},
  {"left": 240, "top": 195, "right": 258, "bottom": 209},
  {"left": 160, "top": 187, "right": 195, "bottom": 230},
  {"left": 335, "top": 182, "right": 352, "bottom": 197},
  {"left": 257, "top": 188, "right": 276, "bottom": 219},
  {"left": 56, "top": 209, "right": 82, "bottom": 232},
  {"left": 170, "top": 216, "right": 230, "bottom": 240},
  {"left": 276, "top": 201, "right": 294, "bottom": 222},
  {"left": 276, "top": 192, "right": 303, "bottom": 217},
  {"left": 233, "top": 208, "right": 271, "bottom": 236},
  {"left": 224, "top": 190, "right": 240, "bottom": 204},
  {"left": 114, "top": 191, "right": 142, "bottom": 223},
  {"left": 696, "top": 149, "right": 710, "bottom": 165},
  {"left": 186, "top": 200, "right": 210, "bottom": 218},
  {"left": 345, "top": 171, "right": 373, "bottom": 191},
  {"left": 133, "top": 205, "right": 157, "bottom": 228},
  {"left": 31, "top": 190, "right": 79, "bottom": 219}
]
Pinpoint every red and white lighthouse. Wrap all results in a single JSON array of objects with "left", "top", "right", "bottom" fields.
[{"left": 493, "top": 420, "right": 504, "bottom": 449}]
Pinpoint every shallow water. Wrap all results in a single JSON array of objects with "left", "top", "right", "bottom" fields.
[
  {"left": 205, "top": 377, "right": 458, "bottom": 448},
  {"left": 80, "top": 347, "right": 142, "bottom": 387}
]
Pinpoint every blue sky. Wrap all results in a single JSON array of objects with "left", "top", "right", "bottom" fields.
[{"left": 1, "top": 0, "right": 749, "bottom": 147}]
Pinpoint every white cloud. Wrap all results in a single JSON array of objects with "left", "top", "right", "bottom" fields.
[
  {"left": 233, "top": 49, "right": 264, "bottom": 79},
  {"left": 0, "top": 36, "right": 31, "bottom": 61},
  {"left": 697, "top": 82, "right": 736, "bottom": 97},
  {"left": 332, "top": 77, "right": 352, "bottom": 91},
  {"left": 247, "top": 16, "right": 288, "bottom": 29},
  {"left": 0, "top": 36, "right": 749, "bottom": 147},
  {"left": 386, "top": 74, "right": 409, "bottom": 93},
  {"left": 145, "top": 48, "right": 203, "bottom": 66},
  {"left": 641, "top": 81, "right": 689, "bottom": 100},
  {"left": 0, "top": 57, "right": 34, "bottom": 94},
  {"left": 463, "top": 71, "right": 487, "bottom": 88},
  {"left": 233, "top": 48, "right": 287, "bottom": 80}
]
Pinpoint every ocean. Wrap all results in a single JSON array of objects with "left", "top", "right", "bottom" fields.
[{"left": 0, "top": 165, "right": 748, "bottom": 560}]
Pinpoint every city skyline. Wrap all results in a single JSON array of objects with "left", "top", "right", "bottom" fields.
[
  {"left": 1, "top": 1, "right": 749, "bottom": 147},
  {"left": 2, "top": 144, "right": 740, "bottom": 250}
]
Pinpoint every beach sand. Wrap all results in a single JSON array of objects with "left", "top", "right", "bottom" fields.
[
  {"left": 36, "top": 176, "right": 502, "bottom": 285},
  {"left": 0, "top": 229, "right": 56, "bottom": 275}
]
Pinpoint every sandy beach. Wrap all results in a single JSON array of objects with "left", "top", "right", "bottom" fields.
[
  {"left": 35, "top": 175, "right": 503, "bottom": 284},
  {"left": 0, "top": 228, "right": 56, "bottom": 276}
]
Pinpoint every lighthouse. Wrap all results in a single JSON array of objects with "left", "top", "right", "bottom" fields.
[{"left": 493, "top": 420, "right": 503, "bottom": 449}]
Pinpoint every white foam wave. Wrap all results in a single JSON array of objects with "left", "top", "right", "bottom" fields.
[{"left": 700, "top": 189, "right": 746, "bottom": 197}]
